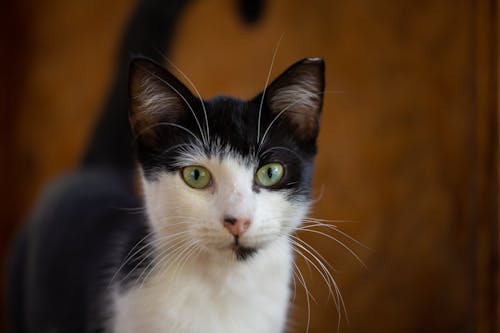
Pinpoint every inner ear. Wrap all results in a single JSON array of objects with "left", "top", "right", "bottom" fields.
[
  {"left": 129, "top": 57, "right": 193, "bottom": 146},
  {"left": 264, "top": 58, "right": 325, "bottom": 140}
]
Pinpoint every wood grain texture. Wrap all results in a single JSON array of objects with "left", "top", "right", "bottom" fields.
[{"left": 1, "top": 0, "right": 497, "bottom": 332}]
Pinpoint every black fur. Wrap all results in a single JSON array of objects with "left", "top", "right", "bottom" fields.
[
  {"left": 130, "top": 57, "right": 324, "bottom": 202},
  {"left": 7, "top": 0, "right": 196, "bottom": 329},
  {"left": 234, "top": 245, "right": 258, "bottom": 261},
  {"left": 82, "top": 0, "right": 190, "bottom": 179},
  {"left": 82, "top": 0, "right": 266, "bottom": 175},
  {"left": 6, "top": 0, "right": 325, "bottom": 332},
  {"left": 9, "top": 171, "right": 148, "bottom": 332}
]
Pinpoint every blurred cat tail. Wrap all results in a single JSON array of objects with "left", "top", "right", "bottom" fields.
[
  {"left": 239, "top": 0, "right": 266, "bottom": 25},
  {"left": 82, "top": 0, "right": 267, "bottom": 182}
]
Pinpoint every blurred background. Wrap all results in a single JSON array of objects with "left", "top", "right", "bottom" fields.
[{"left": 0, "top": 0, "right": 498, "bottom": 332}]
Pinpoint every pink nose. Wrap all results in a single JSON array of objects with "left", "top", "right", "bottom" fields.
[{"left": 223, "top": 216, "right": 251, "bottom": 237}]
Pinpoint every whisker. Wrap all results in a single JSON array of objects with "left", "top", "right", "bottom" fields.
[
  {"left": 154, "top": 240, "right": 199, "bottom": 288},
  {"left": 110, "top": 223, "right": 197, "bottom": 285},
  {"left": 109, "top": 231, "right": 155, "bottom": 285},
  {"left": 156, "top": 143, "right": 199, "bottom": 160},
  {"left": 155, "top": 216, "right": 204, "bottom": 224},
  {"left": 310, "top": 184, "right": 325, "bottom": 204},
  {"left": 301, "top": 221, "right": 371, "bottom": 250},
  {"left": 303, "top": 217, "right": 356, "bottom": 224},
  {"left": 291, "top": 237, "right": 348, "bottom": 330},
  {"left": 259, "top": 146, "right": 305, "bottom": 163},
  {"left": 121, "top": 233, "right": 189, "bottom": 285},
  {"left": 288, "top": 234, "right": 336, "bottom": 272},
  {"left": 134, "top": 121, "right": 203, "bottom": 147},
  {"left": 289, "top": 239, "right": 337, "bottom": 306},
  {"left": 137, "top": 236, "right": 191, "bottom": 288},
  {"left": 140, "top": 67, "right": 206, "bottom": 146},
  {"left": 258, "top": 96, "right": 315, "bottom": 150},
  {"left": 257, "top": 34, "right": 284, "bottom": 144},
  {"left": 292, "top": 259, "right": 312, "bottom": 333},
  {"left": 171, "top": 242, "right": 200, "bottom": 282},
  {"left": 257, "top": 90, "right": 331, "bottom": 150},
  {"left": 290, "top": 264, "right": 298, "bottom": 302},
  {"left": 297, "top": 228, "right": 367, "bottom": 268},
  {"left": 163, "top": 58, "right": 210, "bottom": 144}
]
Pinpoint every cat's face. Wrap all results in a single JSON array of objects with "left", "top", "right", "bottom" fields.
[{"left": 129, "top": 58, "right": 324, "bottom": 261}]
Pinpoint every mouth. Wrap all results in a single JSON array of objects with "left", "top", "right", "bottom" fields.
[
  {"left": 233, "top": 245, "right": 257, "bottom": 261},
  {"left": 231, "top": 236, "right": 257, "bottom": 261}
]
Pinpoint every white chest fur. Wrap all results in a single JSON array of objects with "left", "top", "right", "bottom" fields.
[{"left": 112, "top": 239, "right": 293, "bottom": 333}]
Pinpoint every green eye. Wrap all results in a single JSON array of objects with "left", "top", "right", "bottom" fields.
[
  {"left": 182, "top": 166, "right": 211, "bottom": 189},
  {"left": 256, "top": 163, "right": 284, "bottom": 187}
]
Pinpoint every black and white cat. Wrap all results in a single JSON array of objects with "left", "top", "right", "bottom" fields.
[{"left": 7, "top": 0, "right": 325, "bottom": 332}]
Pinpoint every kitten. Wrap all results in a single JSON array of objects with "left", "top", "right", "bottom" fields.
[
  {"left": 7, "top": 0, "right": 325, "bottom": 332},
  {"left": 112, "top": 56, "right": 324, "bottom": 333}
]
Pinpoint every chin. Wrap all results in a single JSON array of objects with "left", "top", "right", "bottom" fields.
[{"left": 232, "top": 245, "right": 258, "bottom": 261}]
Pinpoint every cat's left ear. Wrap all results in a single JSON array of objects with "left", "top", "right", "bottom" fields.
[
  {"left": 129, "top": 57, "right": 194, "bottom": 146},
  {"left": 264, "top": 58, "right": 325, "bottom": 140}
]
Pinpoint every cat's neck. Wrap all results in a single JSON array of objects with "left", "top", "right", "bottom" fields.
[{"left": 113, "top": 237, "right": 294, "bottom": 333}]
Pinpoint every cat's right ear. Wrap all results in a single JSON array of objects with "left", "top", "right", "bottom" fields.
[
  {"left": 261, "top": 58, "right": 325, "bottom": 142},
  {"left": 129, "top": 58, "right": 192, "bottom": 146}
]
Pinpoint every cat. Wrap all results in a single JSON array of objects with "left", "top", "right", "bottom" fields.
[{"left": 7, "top": 0, "right": 325, "bottom": 332}]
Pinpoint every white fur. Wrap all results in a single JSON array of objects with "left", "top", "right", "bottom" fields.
[
  {"left": 112, "top": 148, "right": 309, "bottom": 333},
  {"left": 270, "top": 75, "right": 320, "bottom": 114},
  {"left": 136, "top": 76, "right": 179, "bottom": 116}
]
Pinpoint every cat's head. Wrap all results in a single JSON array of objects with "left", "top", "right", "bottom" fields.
[{"left": 129, "top": 57, "right": 325, "bottom": 261}]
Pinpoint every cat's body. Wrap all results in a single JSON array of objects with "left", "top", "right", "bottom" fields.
[
  {"left": 7, "top": 1, "right": 325, "bottom": 332},
  {"left": 14, "top": 169, "right": 291, "bottom": 333}
]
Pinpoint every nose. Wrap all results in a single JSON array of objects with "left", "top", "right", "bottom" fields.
[{"left": 223, "top": 215, "right": 251, "bottom": 237}]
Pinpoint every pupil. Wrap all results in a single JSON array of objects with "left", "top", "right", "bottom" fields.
[
  {"left": 193, "top": 169, "right": 200, "bottom": 180},
  {"left": 267, "top": 167, "right": 273, "bottom": 179}
]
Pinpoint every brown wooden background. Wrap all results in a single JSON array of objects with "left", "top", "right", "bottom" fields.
[{"left": 1, "top": 0, "right": 498, "bottom": 332}]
